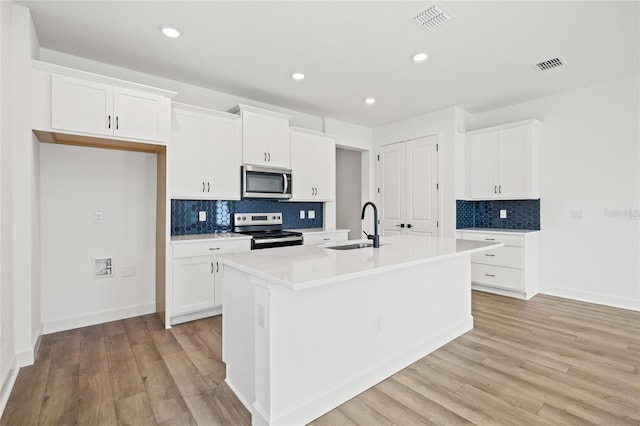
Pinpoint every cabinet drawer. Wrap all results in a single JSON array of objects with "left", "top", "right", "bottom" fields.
[
  {"left": 173, "top": 239, "right": 250, "bottom": 258},
  {"left": 304, "top": 231, "right": 348, "bottom": 246},
  {"left": 471, "top": 245, "right": 522, "bottom": 268},
  {"left": 460, "top": 232, "right": 523, "bottom": 247},
  {"left": 471, "top": 264, "right": 523, "bottom": 291}
]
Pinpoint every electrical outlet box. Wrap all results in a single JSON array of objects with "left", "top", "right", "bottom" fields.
[
  {"left": 94, "top": 211, "right": 104, "bottom": 224},
  {"left": 122, "top": 265, "right": 136, "bottom": 277},
  {"left": 571, "top": 209, "right": 584, "bottom": 220},
  {"left": 373, "top": 314, "right": 383, "bottom": 334},
  {"left": 308, "top": 210, "right": 316, "bottom": 219},
  {"left": 93, "top": 257, "right": 113, "bottom": 278},
  {"left": 198, "top": 211, "right": 207, "bottom": 222},
  {"left": 299, "top": 210, "right": 305, "bottom": 219},
  {"left": 499, "top": 209, "right": 507, "bottom": 219}
]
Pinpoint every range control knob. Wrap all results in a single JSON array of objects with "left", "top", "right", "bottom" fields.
[
  {"left": 277, "top": 215, "right": 281, "bottom": 219},
  {"left": 272, "top": 216, "right": 276, "bottom": 220},
  {"left": 242, "top": 216, "right": 246, "bottom": 220}
]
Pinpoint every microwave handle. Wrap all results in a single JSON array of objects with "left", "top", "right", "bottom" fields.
[{"left": 283, "top": 173, "right": 288, "bottom": 194}]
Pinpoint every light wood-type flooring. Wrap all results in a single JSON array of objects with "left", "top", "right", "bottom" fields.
[{"left": 2, "top": 291, "right": 639, "bottom": 425}]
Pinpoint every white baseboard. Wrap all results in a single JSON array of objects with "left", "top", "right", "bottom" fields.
[
  {"left": 43, "top": 302, "right": 156, "bottom": 334},
  {"left": 170, "top": 306, "right": 222, "bottom": 326},
  {"left": 0, "top": 356, "right": 18, "bottom": 418},
  {"left": 540, "top": 284, "right": 640, "bottom": 311},
  {"left": 16, "top": 322, "right": 43, "bottom": 367}
]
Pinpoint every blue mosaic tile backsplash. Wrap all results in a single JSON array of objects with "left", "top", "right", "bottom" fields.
[
  {"left": 456, "top": 199, "right": 540, "bottom": 230},
  {"left": 171, "top": 199, "right": 324, "bottom": 235}
]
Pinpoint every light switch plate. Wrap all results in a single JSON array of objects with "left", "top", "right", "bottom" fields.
[
  {"left": 199, "top": 211, "right": 206, "bottom": 222},
  {"left": 571, "top": 209, "right": 583, "bottom": 220},
  {"left": 499, "top": 209, "right": 507, "bottom": 219},
  {"left": 300, "top": 210, "right": 305, "bottom": 219},
  {"left": 308, "top": 210, "right": 316, "bottom": 219}
]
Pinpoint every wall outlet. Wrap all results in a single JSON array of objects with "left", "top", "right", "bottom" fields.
[
  {"left": 373, "top": 314, "right": 383, "bottom": 334},
  {"left": 308, "top": 210, "right": 316, "bottom": 219},
  {"left": 499, "top": 209, "right": 507, "bottom": 219},
  {"left": 93, "top": 211, "right": 103, "bottom": 224},
  {"left": 299, "top": 210, "right": 305, "bottom": 219},
  {"left": 199, "top": 211, "right": 206, "bottom": 221},
  {"left": 630, "top": 209, "right": 640, "bottom": 220},
  {"left": 122, "top": 265, "right": 136, "bottom": 277},
  {"left": 570, "top": 209, "right": 584, "bottom": 220}
]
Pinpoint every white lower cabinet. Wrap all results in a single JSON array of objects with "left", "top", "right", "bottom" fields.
[
  {"left": 459, "top": 230, "right": 539, "bottom": 299},
  {"left": 171, "top": 238, "right": 250, "bottom": 323},
  {"left": 302, "top": 230, "right": 349, "bottom": 246}
]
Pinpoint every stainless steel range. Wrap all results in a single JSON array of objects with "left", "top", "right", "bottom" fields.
[{"left": 233, "top": 213, "right": 303, "bottom": 250}]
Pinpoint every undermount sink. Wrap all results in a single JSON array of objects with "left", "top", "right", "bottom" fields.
[{"left": 325, "top": 242, "right": 383, "bottom": 250}]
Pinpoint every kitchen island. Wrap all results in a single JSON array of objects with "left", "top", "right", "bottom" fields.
[{"left": 216, "top": 234, "right": 501, "bottom": 426}]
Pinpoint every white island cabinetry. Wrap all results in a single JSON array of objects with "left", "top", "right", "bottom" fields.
[
  {"left": 171, "top": 104, "right": 241, "bottom": 199},
  {"left": 217, "top": 235, "right": 500, "bottom": 425},
  {"left": 458, "top": 229, "right": 539, "bottom": 299},
  {"left": 171, "top": 235, "right": 250, "bottom": 325},
  {"left": 290, "top": 127, "right": 336, "bottom": 201}
]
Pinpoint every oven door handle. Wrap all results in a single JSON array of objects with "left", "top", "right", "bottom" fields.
[
  {"left": 254, "top": 236, "right": 302, "bottom": 245},
  {"left": 283, "top": 173, "right": 288, "bottom": 194}
]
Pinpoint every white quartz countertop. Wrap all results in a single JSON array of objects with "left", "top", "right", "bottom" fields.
[
  {"left": 457, "top": 228, "right": 540, "bottom": 235},
  {"left": 216, "top": 235, "right": 502, "bottom": 290},
  {"left": 286, "top": 228, "right": 350, "bottom": 234},
  {"left": 171, "top": 232, "right": 251, "bottom": 244}
]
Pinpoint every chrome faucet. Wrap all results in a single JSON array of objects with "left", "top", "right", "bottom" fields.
[{"left": 361, "top": 201, "right": 380, "bottom": 248}]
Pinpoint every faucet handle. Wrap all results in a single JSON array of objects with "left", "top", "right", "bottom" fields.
[{"left": 363, "top": 230, "right": 372, "bottom": 240}]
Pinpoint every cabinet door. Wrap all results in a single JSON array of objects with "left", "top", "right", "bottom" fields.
[
  {"left": 203, "top": 115, "right": 241, "bottom": 200},
  {"left": 313, "top": 136, "right": 336, "bottom": 201},
  {"left": 378, "top": 143, "right": 406, "bottom": 237},
  {"left": 113, "top": 87, "right": 165, "bottom": 142},
  {"left": 242, "top": 111, "right": 268, "bottom": 166},
  {"left": 173, "top": 255, "right": 215, "bottom": 315},
  {"left": 51, "top": 74, "right": 113, "bottom": 136},
  {"left": 264, "top": 116, "right": 291, "bottom": 168},
  {"left": 468, "top": 131, "right": 499, "bottom": 199},
  {"left": 291, "top": 132, "right": 318, "bottom": 200},
  {"left": 171, "top": 110, "right": 205, "bottom": 198},
  {"left": 405, "top": 136, "right": 439, "bottom": 236},
  {"left": 498, "top": 126, "right": 530, "bottom": 198}
]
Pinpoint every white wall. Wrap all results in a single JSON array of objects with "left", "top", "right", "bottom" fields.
[
  {"left": 0, "top": 0, "right": 16, "bottom": 412},
  {"left": 40, "top": 144, "right": 157, "bottom": 332},
  {"left": 373, "top": 107, "right": 458, "bottom": 238},
  {"left": 336, "top": 148, "right": 362, "bottom": 240},
  {"left": 471, "top": 75, "right": 640, "bottom": 310}
]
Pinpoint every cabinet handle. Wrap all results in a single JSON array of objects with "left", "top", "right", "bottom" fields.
[
  {"left": 216, "top": 261, "right": 219, "bottom": 273},
  {"left": 485, "top": 238, "right": 496, "bottom": 241},
  {"left": 485, "top": 273, "right": 495, "bottom": 277},
  {"left": 107, "top": 115, "right": 111, "bottom": 129},
  {"left": 264, "top": 152, "right": 267, "bottom": 161},
  {"left": 323, "top": 238, "right": 330, "bottom": 241},
  {"left": 207, "top": 182, "right": 210, "bottom": 192},
  {"left": 311, "top": 187, "right": 314, "bottom": 195},
  {"left": 210, "top": 262, "right": 214, "bottom": 274},
  {"left": 268, "top": 152, "right": 271, "bottom": 162},
  {"left": 208, "top": 247, "right": 220, "bottom": 251},
  {"left": 115, "top": 116, "right": 119, "bottom": 130},
  {"left": 485, "top": 253, "right": 496, "bottom": 257},
  {"left": 494, "top": 185, "right": 497, "bottom": 194},
  {"left": 498, "top": 185, "right": 502, "bottom": 194},
  {"left": 203, "top": 182, "right": 205, "bottom": 192},
  {"left": 395, "top": 224, "right": 405, "bottom": 228}
]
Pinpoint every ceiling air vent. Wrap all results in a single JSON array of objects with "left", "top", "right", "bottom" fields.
[
  {"left": 413, "top": 4, "right": 452, "bottom": 30},
  {"left": 535, "top": 57, "right": 565, "bottom": 71}
]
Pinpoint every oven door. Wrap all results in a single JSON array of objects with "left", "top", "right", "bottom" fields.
[
  {"left": 251, "top": 235, "right": 303, "bottom": 250},
  {"left": 242, "top": 165, "right": 292, "bottom": 199}
]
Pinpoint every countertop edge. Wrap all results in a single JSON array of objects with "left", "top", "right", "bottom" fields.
[
  {"left": 457, "top": 228, "right": 540, "bottom": 235},
  {"left": 170, "top": 233, "right": 252, "bottom": 244}
]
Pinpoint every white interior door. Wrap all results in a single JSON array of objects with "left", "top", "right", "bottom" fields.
[
  {"left": 378, "top": 143, "right": 406, "bottom": 237},
  {"left": 405, "top": 136, "right": 439, "bottom": 236}
]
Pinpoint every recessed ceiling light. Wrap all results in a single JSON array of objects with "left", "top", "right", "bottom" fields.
[
  {"left": 291, "top": 72, "right": 305, "bottom": 81},
  {"left": 160, "top": 26, "right": 181, "bottom": 38},
  {"left": 413, "top": 52, "right": 429, "bottom": 62},
  {"left": 364, "top": 98, "right": 376, "bottom": 105}
]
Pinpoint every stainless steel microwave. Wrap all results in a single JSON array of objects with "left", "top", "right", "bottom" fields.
[{"left": 242, "top": 165, "right": 292, "bottom": 199}]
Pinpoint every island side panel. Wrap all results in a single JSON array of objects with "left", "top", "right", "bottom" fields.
[{"left": 255, "top": 254, "right": 473, "bottom": 426}]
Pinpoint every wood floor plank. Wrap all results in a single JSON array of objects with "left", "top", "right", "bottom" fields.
[{"left": 3, "top": 291, "right": 639, "bottom": 426}]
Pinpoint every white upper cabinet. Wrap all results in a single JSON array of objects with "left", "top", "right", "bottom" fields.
[
  {"left": 51, "top": 73, "right": 170, "bottom": 143},
  {"left": 466, "top": 119, "right": 541, "bottom": 200},
  {"left": 231, "top": 104, "right": 293, "bottom": 169},
  {"left": 171, "top": 104, "right": 242, "bottom": 200},
  {"left": 290, "top": 127, "right": 336, "bottom": 201}
]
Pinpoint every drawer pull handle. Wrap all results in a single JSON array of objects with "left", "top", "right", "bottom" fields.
[
  {"left": 323, "top": 238, "right": 330, "bottom": 240},
  {"left": 209, "top": 247, "right": 220, "bottom": 251},
  {"left": 216, "top": 261, "right": 219, "bottom": 273},
  {"left": 485, "top": 273, "right": 495, "bottom": 277},
  {"left": 210, "top": 262, "right": 214, "bottom": 274},
  {"left": 485, "top": 238, "right": 496, "bottom": 241},
  {"left": 485, "top": 254, "right": 496, "bottom": 257}
]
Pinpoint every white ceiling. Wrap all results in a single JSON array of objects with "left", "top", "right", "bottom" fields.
[{"left": 16, "top": 1, "right": 640, "bottom": 127}]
